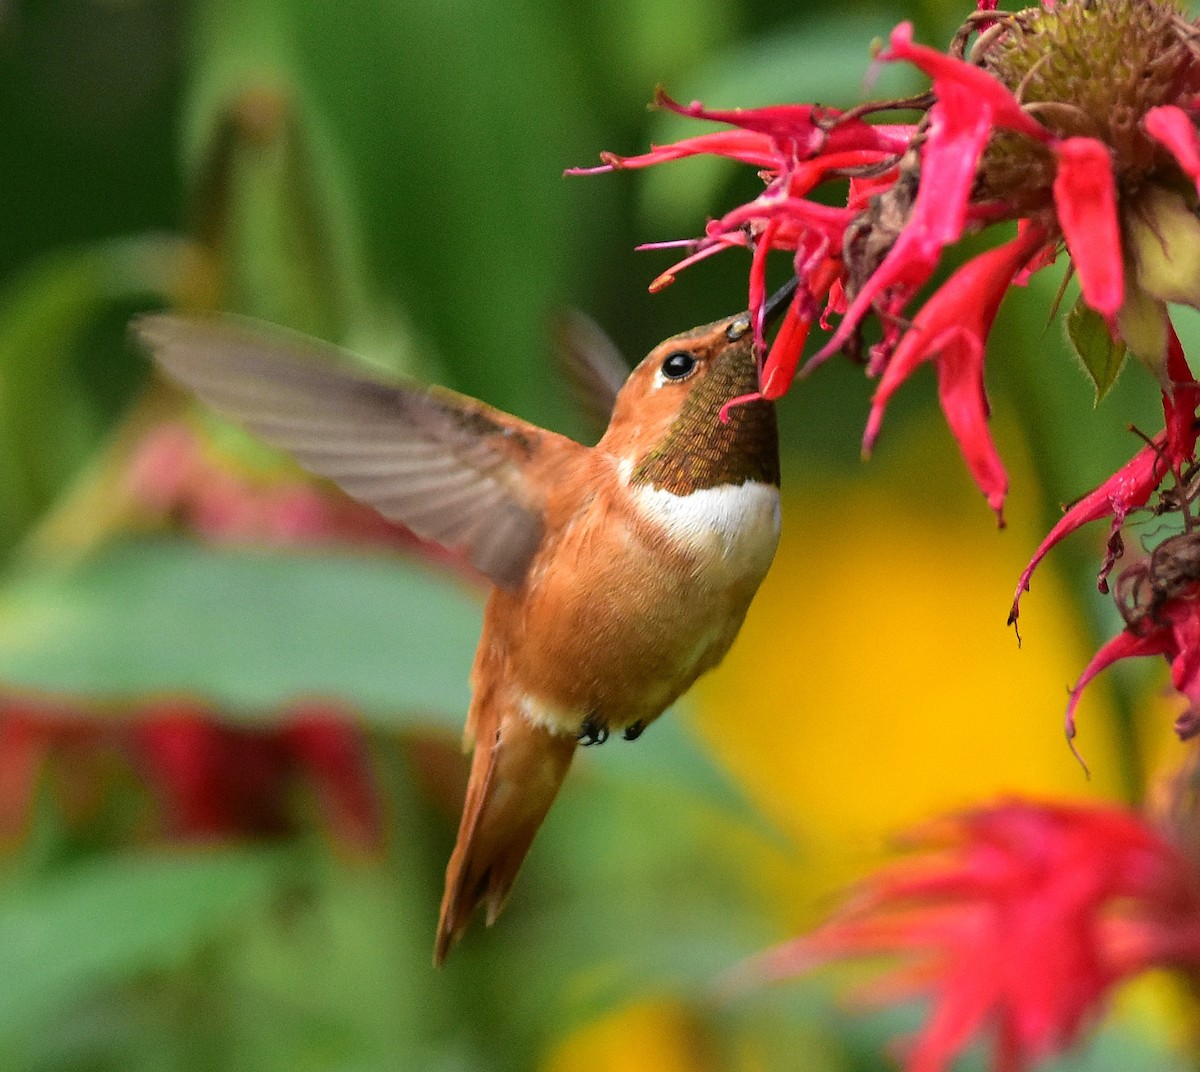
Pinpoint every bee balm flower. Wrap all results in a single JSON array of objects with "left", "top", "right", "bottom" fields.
[
  {"left": 742, "top": 801, "right": 1200, "bottom": 1072},
  {"left": 574, "top": 0, "right": 1200, "bottom": 527}
]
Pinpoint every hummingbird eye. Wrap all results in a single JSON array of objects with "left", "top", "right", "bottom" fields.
[{"left": 660, "top": 350, "right": 697, "bottom": 381}]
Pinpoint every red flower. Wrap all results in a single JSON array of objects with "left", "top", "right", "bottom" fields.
[
  {"left": 0, "top": 702, "right": 106, "bottom": 841},
  {"left": 743, "top": 801, "right": 1200, "bottom": 1072},
  {"left": 805, "top": 23, "right": 1052, "bottom": 374},
  {"left": 0, "top": 697, "right": 382, "bottom": 850},
  {"left": 134, "top": 702, "right": 381, "bottom": 849},
  {"left": 575, "top": 0, "right": 1200, "bottom": 526},
  {"left": 1009, "top": 328, "right": 1200, "bottom": 633}
]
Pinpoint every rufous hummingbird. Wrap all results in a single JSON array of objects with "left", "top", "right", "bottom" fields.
[{"left": 134, "top": 286, "right": 789, "bottom": 964}]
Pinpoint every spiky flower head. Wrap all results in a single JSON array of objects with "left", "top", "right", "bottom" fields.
[
  {"left": 741, "top": 801, "right": 1200, "bottom": 1072},
  {"left": 574, "top": 0, "right": 1200, "bottom": 525}
]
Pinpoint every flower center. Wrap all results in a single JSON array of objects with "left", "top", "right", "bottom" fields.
[{"left": 975, "top": 0, "right": 1196, "bottom": 210}]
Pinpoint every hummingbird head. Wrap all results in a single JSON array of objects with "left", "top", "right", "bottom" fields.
[{"left": 600, "top": 312, "right": 780, "bottom": 494}]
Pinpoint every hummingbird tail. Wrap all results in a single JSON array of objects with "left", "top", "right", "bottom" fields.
[{"left": 434, "top": 705, "right": 576, "bottom": 965}]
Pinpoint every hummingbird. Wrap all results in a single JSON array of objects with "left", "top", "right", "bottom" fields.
[{"left": 134, "top": 287, "right": 789, "bottom": 964}]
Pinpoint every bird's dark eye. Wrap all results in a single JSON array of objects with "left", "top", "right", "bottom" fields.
[{"left": 660, "top": 350, "right": 697, "bottom": 380}]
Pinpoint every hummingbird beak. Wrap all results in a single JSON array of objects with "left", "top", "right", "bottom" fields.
[{"left": 761, "top": 277, "right": 799, "bottom": 330}]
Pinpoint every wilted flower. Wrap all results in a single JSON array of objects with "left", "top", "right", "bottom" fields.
[
  {"left": 574, "top": 0, "right": 1200, "bottom": 526},
  {"left": 742, "top": 801, "right": 1200, "bottom": 1072},
  {"left": 1066, "top": 528, "right": 1200, "bottom": 748}
]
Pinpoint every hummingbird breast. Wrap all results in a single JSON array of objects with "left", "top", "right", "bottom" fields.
[{"left": 483, "top": 456, "right": 781, "bottom": 738}]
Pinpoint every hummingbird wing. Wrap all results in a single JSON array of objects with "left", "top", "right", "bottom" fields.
[
  {"left": 550, "top": 310, "right": 626, "bottom": 435},
  {"left": 134, "top": 313, "right": 556, "bottom": 589}
]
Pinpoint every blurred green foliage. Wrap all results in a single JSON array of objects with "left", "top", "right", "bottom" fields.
[{"left": 0, "top": 0, "right": 1191, "bottom": 1069}]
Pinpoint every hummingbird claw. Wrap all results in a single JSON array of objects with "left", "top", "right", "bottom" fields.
[
  {"left": 622, "top": 721, "right": 646, "bottom": 742},
  {"left": 577, "top": 718, "right": 609, "bottom": 746}
]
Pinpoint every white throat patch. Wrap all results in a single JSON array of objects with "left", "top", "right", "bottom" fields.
[{"left": 633, "top": 480, "right": 781, "bottom": 564}]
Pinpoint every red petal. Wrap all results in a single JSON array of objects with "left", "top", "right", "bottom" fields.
[
  {"left": 748, "top": 221, "right": 775, "bottom": 352},
  {"left": 1163, "top": 323, "right": 1200, "bottom": 462},
  {"left": 865, "top": 225, "right": 1044, "bottom": 428},
  {"left": 1009, "top": 436, "right": 1169, "bottom": 629},
  {"left": 882, "top": 23, "right": 1050, "bottom": 142},
  {"left": 863, "top": 226, "right": 1047, "bottom": 516},
  {"left": 134, "top": 706, "right": 233, "bottom": 838},
  {"left": 565, "top": 129, "right": 782, "bottom": 175},
  {"left": 655, "top": 89, "right": 912, "bottom": 158},
  {"left": 934, "top": 333, "right": 1008, "bottom": 520},
  {"left": 761, "top": 307, "right": 813, "bottom": 398},
  {"left": 1162, "top": 599, "right": 1200, "bottom": 735},
  {"left": 285, "top": 706, "right": 381, "bottom": 852},
  {"left": 1145, "top": 106, "right": 1200, "bottom": 194},
  {"left": 808, "top": 42, "right": 1013, "bottom": 369},
  {"left": 1065, "top": 628, "right": 1174, "bottom": 744},
  {"left": 758, "top": 248, "right": 840, "bottom": 397},
  {"left": 0, "top": 710, "right": 59, "bottom": 838},
  {"left": 786, "top": 149, "right": 907, "bottom": 199},
  {"left": 1052, "top": 138, "right": 1124, "bottom": 319}
]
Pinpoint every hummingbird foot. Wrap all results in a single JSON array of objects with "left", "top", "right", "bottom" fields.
[
  {"left": 622, "top": 721, "right": 646, "bottom": 742},
  {"left": 577, "top": 718, "right": 610, "bottom": 746}
]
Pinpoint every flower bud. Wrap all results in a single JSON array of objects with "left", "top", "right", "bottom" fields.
[
  {"left": 1116, "top": 274, "right": 1170, "bottom": 370},
  {"left": 1129, "top": 185, "right": 1200, "bottom": 309}
]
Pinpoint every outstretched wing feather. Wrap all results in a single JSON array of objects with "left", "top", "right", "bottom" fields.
[{"left": 134, "top": 313, "right": 547, "bottom": 588}]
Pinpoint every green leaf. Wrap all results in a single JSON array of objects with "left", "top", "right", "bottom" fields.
[
  {"left": 0, "top": 850, "right": 282, "bottom": 1041},
  {"left": 1066, "top": 296, "right": 1127, "bottom": 404},
  {"left": 0, "top": 538, "right": 479, "bottom": 725}
]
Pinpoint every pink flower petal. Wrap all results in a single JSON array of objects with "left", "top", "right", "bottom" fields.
[
  {"left": 656, "top": 89, "right": 913, "bottom": 158},
  {"left": 1052, "top": 138, "right": 1124, "bottom": 319},
  {"left": 1162, "top": 323, "right": 1200, "bottom": 461},
  {"left": 565, "top": 129, "right": 782, "bottom": 174},
  {"left": 881, "top": 23, "right": 1050, "bottom": 143},
  {"left": 808, "top": 28, "right": 1038, "bottom": 370},
  {"left": 738, "top": 801, "right": 1200, "bottom": 1072},
  {"left": 1065, "top": 629, "right": 1173, "bottom": 744},
  {"left": 1009, "top": 436, "right": 1168, "bottom": 631},
  {"left": 863, "top": 226, "right": 1047, "bottom": 517},
  {"left": 1145, "top": 105, "right": 1200, "bottom": 194},
  {"left": 717, "top": 196, "right": 855, "bottom": 246},
  {"left": 644, "top": 231, "right": 749, "bottom": 293}
]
